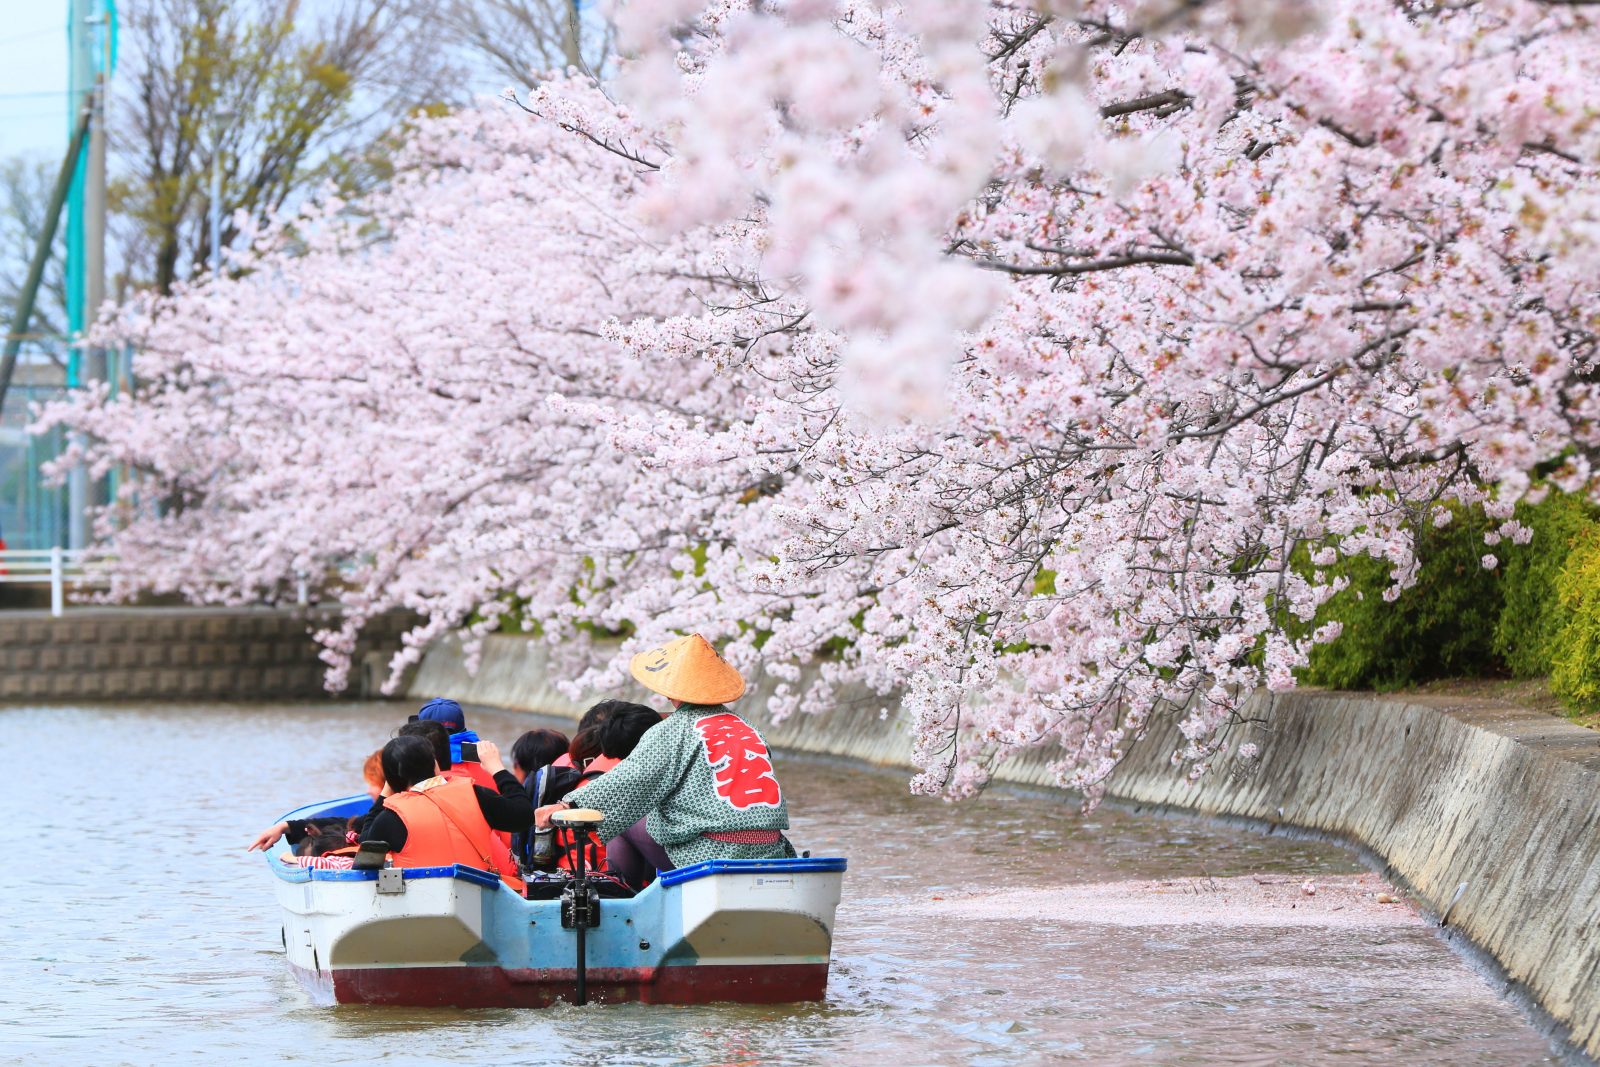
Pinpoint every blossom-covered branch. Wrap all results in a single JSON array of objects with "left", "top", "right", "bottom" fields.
[{"left": 42, "top": 0, "right": 1600, "bottom": 804}]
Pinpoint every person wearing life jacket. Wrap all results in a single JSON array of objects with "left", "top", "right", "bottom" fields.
[
  {"left": 361, "top": 749, "right": 384, "bottom": 801},
  {"left": 363, "top": 735, "right": 532, "bottom": 891},
  {"left": 535, "top": 634, "right": 795, "bottom": 873},
  {"left": 548, "top": 699, "right": 631, "bottom": 770},
  {"left": 393, "top": 720, "right": 513, "bottom": 855},
  {"left": 550, "top": 727, "right": 615, "bottom": 872},
  {"left": 567, "top": 726, "right": 621, "bottom": 781},
  {"left": 400, "top": 719, "right": 497, "bottom": 792}
]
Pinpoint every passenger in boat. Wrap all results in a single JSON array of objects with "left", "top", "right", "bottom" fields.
[
  {"left": 569, "top": 727, "right": 618, "bottom": 782},
  {"left": 361, "top": 749, "right": 384, "bottom": 801},
  {"left": 279, "top": 826, "right": 360, "bottom": 870},
  {"left": 510, "top": 728, "right": 569, "bottom": 786},
  {"left": 510, "top": 729, "right": 579, "bottom": 871},
  {"left": 389, "top": 719, "right": 513, "bottom": 853},
  {"left": 534, "top": 634, "right": 794, "bottom": 870},
  {"left": 400, "top": 719, "right": 497, "bottom": 792},
  {"left": 600, "top": 703, "right": 665, "bottom": 756},
  {"left": 594, "top": 704, "right": 673, "bottom": 890},
  {"left": 414, "top": 697, "right": 484, "bottom": 768},
  {"left": 544, "top": 703, "right": 662, "bottom": 879},
  {"left": 550, "top": 700, "right": 632, "bottom": 770},
  {"left": 294, "top": 824, "right": 357, "bottom": 858},
  {"left": 549, "top": 727, "right": 615, "bottom": 872},
  {"left": 364, "top": 734, "right": 532, "bottom": 889}
]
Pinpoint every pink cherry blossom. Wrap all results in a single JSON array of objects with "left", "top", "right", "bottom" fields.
[{"left": 39, "top": 2, "right": 1600, "bottom": 805}]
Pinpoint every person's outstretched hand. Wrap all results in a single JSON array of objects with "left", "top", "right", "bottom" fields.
[{"left": 248, "top": 822, "right": 288, "bottom": 851}]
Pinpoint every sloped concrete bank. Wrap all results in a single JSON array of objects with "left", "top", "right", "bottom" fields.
[{"left": 410, "top": 634, "right": 1600, "bottom": 1060}]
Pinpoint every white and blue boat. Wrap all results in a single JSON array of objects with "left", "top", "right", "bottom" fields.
[{"left": 263, "top": 795, "right": 848, "bottom": 1007}]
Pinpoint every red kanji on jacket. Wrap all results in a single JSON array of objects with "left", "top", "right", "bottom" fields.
[{"left": 694, "top": 713, "right": 781, "bottom": 810}]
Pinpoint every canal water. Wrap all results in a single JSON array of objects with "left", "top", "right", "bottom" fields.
[{"left": 1, "top": 702, "right": 1562, "bottom": 1065}]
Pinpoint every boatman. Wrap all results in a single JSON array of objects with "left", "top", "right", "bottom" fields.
[{"left": 534, "top": 634, "right": 794, "bottom": 869}]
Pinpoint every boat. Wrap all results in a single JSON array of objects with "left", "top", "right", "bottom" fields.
[{"left": 263, "top": 794, "right": 848, "bottom": 1007}]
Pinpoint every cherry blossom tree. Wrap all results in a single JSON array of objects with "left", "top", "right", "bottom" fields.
[{"left": 41, "top": 0, "right": 1600, "bottom": 802}]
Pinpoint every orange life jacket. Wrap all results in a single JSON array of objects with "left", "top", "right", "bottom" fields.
[
  {"left": 445, "top": 761, "right": 499, "bottom": 792},
  {"left": 555, "top": 755, "right": 621, "bottom": 871},
  {"left": 383, "top": 776, "right": 523, "bottom": 892},
  {"left": 582, "top": 754, "right": 621, "bottom": 778},
  {"left": 442, "top": 765, "right": 512, "bottom": 849}
]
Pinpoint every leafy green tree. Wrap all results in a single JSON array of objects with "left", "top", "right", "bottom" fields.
[
  {"left": 112, "top": 0, "right": 457, "bottom": 295},
  {"left": 0, "top": 156, "right": 67, "bottom": 363}
]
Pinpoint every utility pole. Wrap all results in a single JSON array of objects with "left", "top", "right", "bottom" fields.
[
  {"left": 64, "top": 0, "right": 112, "bottom": 549},
  {"left": 561, "top": 0, "right": 582, "bottom": 71},
  {"left": 210, "top": 108, "right": 233, "bottom": 273},
  {"left": 66, "top": 0, "right": 92, "bottom": 550},
  {"left": 86, "top": 9, "right": 109, "bottom": 508},
  {"left": 0, "top": 108, "right": 91, "bottom": 414}
]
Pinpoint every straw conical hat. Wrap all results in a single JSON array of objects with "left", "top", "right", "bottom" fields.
[{"left": 629, "top": 633, "right": 745, "bottom": 705}]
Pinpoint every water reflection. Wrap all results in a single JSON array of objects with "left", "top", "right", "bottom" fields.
[{"left": 0, "top": 702, "right": 1560, "bottom": 1065}]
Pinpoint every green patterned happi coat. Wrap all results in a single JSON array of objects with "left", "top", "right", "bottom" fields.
[{"left": 563, "top": 702, "right": 793, "bottom": 867}]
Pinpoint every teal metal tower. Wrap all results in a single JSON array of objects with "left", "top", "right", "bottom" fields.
[
  {"left": 65, "top": 0, "right": 116, "bottom": 389},
  {"left": 0, "top": 1, "right": 117, "bottom": 550}
]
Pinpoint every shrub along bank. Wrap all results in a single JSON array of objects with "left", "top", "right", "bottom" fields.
[{"left": 1300, "top": 489, "right": 1600, "bottom": 714}]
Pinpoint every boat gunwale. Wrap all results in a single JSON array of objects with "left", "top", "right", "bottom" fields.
[
  {"left": 262, "top": 793, "right": 498, "bottom": 887},
  {"left": 263, "top": 793, "right": 848, "bottom": 890}
]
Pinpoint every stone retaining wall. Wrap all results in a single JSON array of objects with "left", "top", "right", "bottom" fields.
[
  {"left": 409, "top": 633, "right": 1600, "bottom": 1060},
  {"left": 0, "top": 608, "right": 413, "bottom": 702}
]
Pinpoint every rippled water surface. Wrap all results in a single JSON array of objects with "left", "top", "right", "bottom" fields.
[{"left": 0, "top": 702, "right": 1561, "bottom": 1065}]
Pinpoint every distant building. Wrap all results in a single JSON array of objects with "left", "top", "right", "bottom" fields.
[{"left": 0, "top": 349, "right": 69, "bottom": 549}]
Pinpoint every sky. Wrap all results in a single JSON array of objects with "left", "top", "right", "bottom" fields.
[{"left": 0, "top": 0, "right": 73, "bottom": 162}]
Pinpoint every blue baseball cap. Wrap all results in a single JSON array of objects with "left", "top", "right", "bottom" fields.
[{"left": 416, "top": 698, "right": 466, "bottom": 731}]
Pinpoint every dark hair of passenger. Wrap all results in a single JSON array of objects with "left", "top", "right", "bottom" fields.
[
  {"left": 599, "top": 703, "right": 661, "bottom": 760},
  {"left": 382, "top": 735, "right": 440, "bottom": 794},
  {"left": 568, "top": 726, "right": 604, "bottom": 767},
  {"left": 577, "top": 698, "right": 634, "bottom": 734},
  {"left": 511, "top": 728, "right": 569, "bottom": 775},
  {"left": 399, "top": 720, "right": 452, "bottom": 770},
  {"left": 296, "top": 827, "right": 352, "bottom": 858}
]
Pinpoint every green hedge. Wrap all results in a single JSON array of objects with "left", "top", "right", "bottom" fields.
[
  {"left": 1299, "top": 491, "right": 1600, "bottom": 704},
  {"left": 1301, "top": 505, "right": 1502, "bottom": 690},
  {"left": 1549, "top": 528, "right": 1600, "bottom": 712},
  {"left": 1495, "top": 492, "right": 1595, "bottom": 678}
]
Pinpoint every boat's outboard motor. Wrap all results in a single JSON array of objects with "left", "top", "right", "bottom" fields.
[{"left": 550, "top": 808, "right": 606, "bottom": 1005}]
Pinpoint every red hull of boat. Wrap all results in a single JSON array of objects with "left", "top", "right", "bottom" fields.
[{"left": 292, "top": 961, "right": 830, "bottom": 1008}]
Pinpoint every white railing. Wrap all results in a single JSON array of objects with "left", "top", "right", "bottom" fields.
[{"left": 0, "top": 547, "right": 114, "bottom": 617}]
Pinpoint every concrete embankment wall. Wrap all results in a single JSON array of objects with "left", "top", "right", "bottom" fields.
[
  {"left": 410, "top": 633, "right": 1600, "bottom": 1059},
  {"left": 0, "top": 608, "right": 412, "bottom": 702}
]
